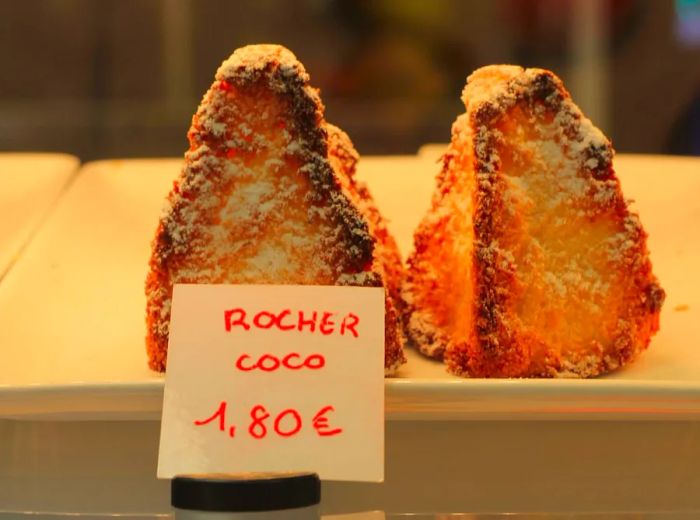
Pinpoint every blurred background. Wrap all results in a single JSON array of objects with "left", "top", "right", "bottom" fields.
[{"left": 1, "top": 0, "right": 699, "bottom": 160}]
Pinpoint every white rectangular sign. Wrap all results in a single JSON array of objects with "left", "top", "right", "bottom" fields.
[{"left": 158, "top": 284, "right": 385, "bottom": 482}]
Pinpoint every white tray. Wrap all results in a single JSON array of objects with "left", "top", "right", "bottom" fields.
[
  {"left": 0, "top": 155, "right": 698, "bottom": 421},
  {"left": 0, "top": 153, "right": 79, "bottom": 279}
]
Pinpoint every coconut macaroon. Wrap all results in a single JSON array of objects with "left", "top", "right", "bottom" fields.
[
  {"left": 403, "top": 65, "right": 664, "bottom": 378},
  {"left": 146, "top": 44, "right": 405, "bottom": 374}
]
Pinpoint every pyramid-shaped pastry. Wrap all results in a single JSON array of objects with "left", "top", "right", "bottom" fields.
[
  {"left": 403, "top": 65, "right": 665, "bottom": 377},
  {"left": 146, "top": 45, "right": 406, "bottom": 374}
]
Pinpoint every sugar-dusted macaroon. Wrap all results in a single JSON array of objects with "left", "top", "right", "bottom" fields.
[
  {"left": 146, "top": 45, "right": 405, "bottom": 374},
  {"left": 403, "top": 65, "right": 664, "bottom": 377}
]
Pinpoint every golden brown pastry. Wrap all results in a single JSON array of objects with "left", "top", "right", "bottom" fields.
[
  {"left": 403, "top": 65, "right": 665, "bottom": 378},
  {"left": 146, "top": 44, "right": 406, "bottom": 374}
]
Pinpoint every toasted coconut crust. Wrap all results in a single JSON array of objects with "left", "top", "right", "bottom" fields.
[
  {"left": 403, "top": 65, "right": 665, "bottom": 378},
  {"left": 145, "top": 44, "right": 404, "bottom": 374},
  {"left": 327, "top": 125, "right": 405, "bottom": 307},
  {"left": 326, "top": 124, "right": 406, "bottom": 371}
]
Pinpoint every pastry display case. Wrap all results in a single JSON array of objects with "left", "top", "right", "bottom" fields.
[
  {"left": 1, "top": 0, "right": 700, "bottom": 517},
  {"left": 0, "top": 154, "right": 79, "bottom": 279},
  {"left": 1, "top": 153, "right": 700, "bottom": 516}
]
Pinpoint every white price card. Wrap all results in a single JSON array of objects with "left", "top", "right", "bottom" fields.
[{"left": 157, "top": 284, "right": 385, "bottom": 482}]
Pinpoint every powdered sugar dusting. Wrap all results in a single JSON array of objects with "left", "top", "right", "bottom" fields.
[
  {"left": 404, "top": 64, "right": 664, "bottom": 378},
  {"left": 145, "top": 44, "right": 406, "bottom": 373},
  {"left": 216, "top": 44, "right": 308, "bottom": 91}
]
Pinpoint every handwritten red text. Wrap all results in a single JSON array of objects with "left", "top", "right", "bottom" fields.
[
  {"left": 224, "top": 308, "right": 360, "bottom": 338},
  {"left": 194, "top": 401, "right": 343, "bottom": 439},
  {"left": 235, "top": 352, "right": 325, "bottom": 372}
]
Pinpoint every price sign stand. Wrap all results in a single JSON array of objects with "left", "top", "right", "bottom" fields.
[{"left": 158, "top": 284, "right": 385, "bottom": 483}]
